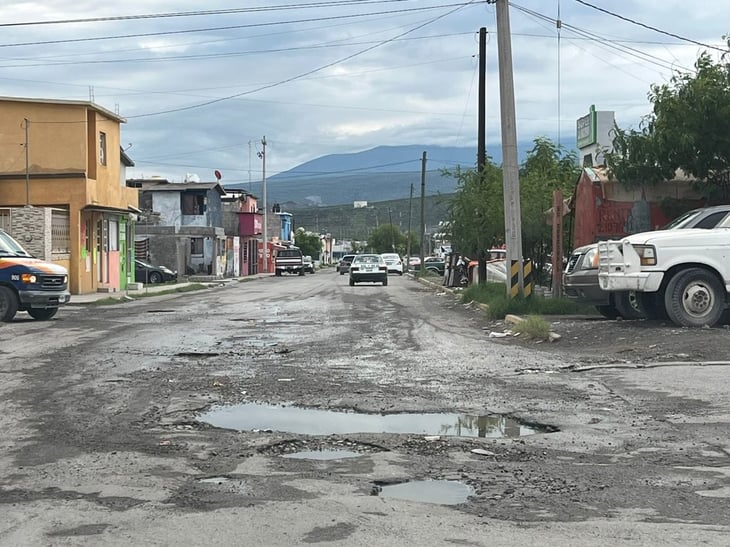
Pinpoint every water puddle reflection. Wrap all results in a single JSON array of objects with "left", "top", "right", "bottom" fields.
[
  {"left": 199, "top": 403, "right": 555, "bottom": 438},
  {"left": 378, "top": 480, "right": 472, "bottom": 505},
  {"left": 282, "top": 450, "right": 362, "bottom": 460}
]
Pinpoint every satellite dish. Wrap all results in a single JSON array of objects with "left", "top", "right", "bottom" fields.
[{"left": 214, "top": 170, "right": 222, "bottom": 180}]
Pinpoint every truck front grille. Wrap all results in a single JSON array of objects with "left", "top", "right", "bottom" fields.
[{"left": 41, "top": 275, "right": 67, "bottom": 289}]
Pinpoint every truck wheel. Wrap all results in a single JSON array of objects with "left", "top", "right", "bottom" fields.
[
  {"left": 0, "top": 286, "right": 19, "bottom": 322},
  {"left": 664, "top": 268, "right": 725, "bottom": 327},
  {"left": 635, "top": 291, "right": 668, "bottom": 321},
  {"left": 275, "top": 270, "right": 282, "bottom": 277},
  {"left": 614, "top": 291, "right": 643, "bottom": 320},
  {"left": 595, "top": 304, "right": 619, "bottom": 319},
  {"left": 299, "top": 269, "right": 305, "bottom": 276},
  {"left": 28, "top": 308, "right": 58, "bottom": 321}
]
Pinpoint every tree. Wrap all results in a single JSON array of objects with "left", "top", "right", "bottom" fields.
[
  {"left": 367, "top": 223, "right": 406, "bottom": 254},
  {"left": 607, "top": 39, "right": 730, "bottom": 199},
  {"left": 294, "top": 228, "right": 322, "bottom": 259}
]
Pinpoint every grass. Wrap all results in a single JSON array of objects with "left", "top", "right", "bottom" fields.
[
  {"left": 460, "top": 282, "right": 595, "bottom": 319},
  {"left": 510, "top": 315, "right": 552, "bottom": 340},
  {"left": 88, "top": 283, "right": 210, "bottom": 305}
]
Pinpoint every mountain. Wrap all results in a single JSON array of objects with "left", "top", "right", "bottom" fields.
[{"left": 224, "top": 143, "right": 535, "bottom": 207}]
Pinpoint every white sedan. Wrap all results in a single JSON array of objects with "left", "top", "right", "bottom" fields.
[{"left": 380, "top": 253, "right": 403, "bottom": 275}]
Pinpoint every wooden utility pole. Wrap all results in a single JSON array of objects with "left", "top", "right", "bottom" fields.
[
  {"left": 261, "top": 136, "right": 268, "bottom": 273},
  {"left": 493, "top": 0, "right": 524, "bottom": 296}
]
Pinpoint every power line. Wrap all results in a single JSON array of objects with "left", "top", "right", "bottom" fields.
[
  {"left": 127, "top": 1, "right": 479, "bottom": 118},
  {"left": 0, "top": 1, "right": 409, "bottom": 27},
  {"left": 572, "top": 0, "right": 727, "bottom": 54},
  {"left": 0, "top": 3, "right": 472, "bottom": 49}
]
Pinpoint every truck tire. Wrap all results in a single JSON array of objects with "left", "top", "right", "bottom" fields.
[
  {"left": 614, "top": 291, "right": 643, "bottom": 320},
  {"left": 28, "top": 308, "right": 58, "bottom": 321},
  {"left": 0, "top": 286, "right": 19, "bottom": 322},
  {"left": 664, "top": 267, "right": 725, "bottom": 327},
  {"left": 635, "top": 291, "right": 668, "bottom": 321},
  {"left": 596, "top": 304, "right": 619, "bottom": 319},
  {"left": 299, "top": 269, "right": 305, "bottom": 276},
  {"left": 275, "top": 269, "right": 282, "bottom": 277}
]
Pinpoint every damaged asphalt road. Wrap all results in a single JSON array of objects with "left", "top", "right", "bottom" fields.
[{"left": 1, "top": 270, "right": 729, "bottom": 546}]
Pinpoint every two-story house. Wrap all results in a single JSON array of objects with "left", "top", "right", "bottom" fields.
[
  {"left": 0, "top": 96, "right": 139, "bottom": 294},
  {"left": 221, "top": 189, "right": 263, "bottom": 276},
  {"left": 128, "top": 178, "right": 226, "bottom": 277}
]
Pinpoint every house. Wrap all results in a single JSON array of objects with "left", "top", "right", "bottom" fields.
[
  {"left": 0, "top": 96, "right": 139, "bottom": 294},
  {"left": 128, "top": 178, "right": 226, "bottom": 277},
  {"left": 221, "top": 189, "right": 263, "bottom": 276}
]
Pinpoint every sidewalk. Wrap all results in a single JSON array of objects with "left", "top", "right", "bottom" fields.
[{"left": 68, "top": 274, "right": 273, "bottom": 304}]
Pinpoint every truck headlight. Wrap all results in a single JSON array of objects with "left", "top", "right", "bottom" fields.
[
  {"left": 633, "top": 245, "right": 657, "bottom": 266},
  {"left": 21, "top": 273, "right": 37, "bottom": 284}
]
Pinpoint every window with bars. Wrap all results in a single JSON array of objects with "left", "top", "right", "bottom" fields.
[
  {"left": 51, "top": 209, "right": 70, "bottom": 254},
  {"left": 0, "top": 208, "right": 10, "bottom": 231}
]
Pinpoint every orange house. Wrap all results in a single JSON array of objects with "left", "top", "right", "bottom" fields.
[{"left": 0, "top": 96, "right": 139, "bottom": 294}]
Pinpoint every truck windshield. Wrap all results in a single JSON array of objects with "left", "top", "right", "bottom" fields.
[{"left": 0, "top": 231, "right": 31, "bottom": 256}]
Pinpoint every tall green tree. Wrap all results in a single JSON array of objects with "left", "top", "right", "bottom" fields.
[
  {"left": 367, "top": 223, "right": 406, "bottom": 254},
  {"left": 294, "top": 228, "right": 322, "bottom": 259}
]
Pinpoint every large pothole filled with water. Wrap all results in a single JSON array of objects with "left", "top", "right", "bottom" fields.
[
  {"left": 199, "top": 403, "right": 557, "bottom": 438},
  {"left": 376, "top": 480, "right": 473, "bottom": 505}
]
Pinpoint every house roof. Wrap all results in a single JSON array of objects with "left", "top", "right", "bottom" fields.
[
  {"left": 136, "top": 181, "right": 226, "bottom": 195},
  {"left": 120, "top": 147, "right": 135, "bottom": 167},
  {"left": 0, "top": 96, "right": 126, "bottom": 123}
]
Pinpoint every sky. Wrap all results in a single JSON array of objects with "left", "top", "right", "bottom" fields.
[{"left": 1, "top": 0, "right": 728, "bottom": 183}]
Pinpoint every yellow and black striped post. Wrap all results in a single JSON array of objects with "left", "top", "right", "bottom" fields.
[
  {"left": 510, "top": 259, "right": 533, "bottom": 298},
  {"left": 510, "top": 260, "right": 519, "bottom": 298}
]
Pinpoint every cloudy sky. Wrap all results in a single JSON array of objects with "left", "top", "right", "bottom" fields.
[{"left": 2, "top": 0, "right": 728, "bottom": 182}]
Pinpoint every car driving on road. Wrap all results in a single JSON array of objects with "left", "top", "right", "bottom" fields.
[
  {"left": 349, "top": 254, "right": 388, "bottom": 286},
  {"left": 338, "top": 254, "right": 356, "bottom": 275},
  {"left": 380, "top": 253, "right": 403, "bottom": 275}
]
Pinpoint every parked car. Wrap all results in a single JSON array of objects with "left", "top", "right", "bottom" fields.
[
  {"left": 338, "top": 254, "right": 356, "bottom": 275},
  {"left": 423, "top": 256, "right": 445, "bottom": 275},
  {"left": 135, "top": 259, "right": 176, "bottom": 284},
  {"left": 303, "top": 255, "right": 315, "bottom": 274},
  {"left": 349, "top": 254, "right": 388, "bottom": 286},
  {"left": 564, "top": 205, "right": 730, "bottom": 319},
  {"left": 380, "top": 253, "right": 403, "bottom": 275},
  {"left": 408, "top": 256, "right": 421, "bottom": 269}
]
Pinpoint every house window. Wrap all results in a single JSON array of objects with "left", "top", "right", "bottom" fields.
[
  {"left": 99, "top": 132, "right": 107, "bottom": 165},
  {"left": 51, "top": 208, "right": 70, "bottom": 255},
  {"left": 181, "top": 193, "right": 206, "bottom": 215},
  {"left": 191, "top": 237, "right": 204, "bottom": 256}
]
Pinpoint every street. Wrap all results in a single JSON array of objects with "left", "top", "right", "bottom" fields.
[{"left": 1, "top": 269, "right": 729, "bottom": 546}]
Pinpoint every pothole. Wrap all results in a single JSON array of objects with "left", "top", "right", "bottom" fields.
[
  {"left": 282, "top": 450, "right": 362, "bottom": 460},
  {"left": 376, "top": 480, "right": 473, "bottom": 505},
  {"left": 198, "top": 403, "right": 556, "bottom": 438}
]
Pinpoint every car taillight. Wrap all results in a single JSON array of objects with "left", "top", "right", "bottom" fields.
[
  {"left": 350, "top": 266, "right": 359, "bottom": 272},
  {"left": 379, "top": 266, "right": 387, "bottom": 271}
]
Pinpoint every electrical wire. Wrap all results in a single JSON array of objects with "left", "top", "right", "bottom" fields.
[
  {"left": 572, "top": 0, "right": 728, "bottom": 54},
  {"left": 127, "top": 1, "right": 479, "bottom": 118}
]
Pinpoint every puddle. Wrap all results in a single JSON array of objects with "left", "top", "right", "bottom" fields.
[
  {"left": 282, "top": 450, "right": 362, "bottom": 460},
  {"left": 378, "top": 480, "right": 472, "bottom": 505},
  {"left": 199, "top": 403, "right": 555, "bottom": 437},
  {"left": 198, "top": 476, "right": 231, "bottom": 484}
]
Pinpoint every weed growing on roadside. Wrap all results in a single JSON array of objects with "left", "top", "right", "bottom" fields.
[
  {"left": 511, "top": 315, "right": 551, "bottom": 340},
  {"left": 460, "top": 282, "right": 593, "bottom": 318}
]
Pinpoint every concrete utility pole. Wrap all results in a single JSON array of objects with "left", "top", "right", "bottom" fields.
[
  {"left": 24, "top": 118, "right": 30, "bottom": 207},
  {"left": 406, "top": 182, "right": 414, "bottom": 270},
  {"left": 261, "top": 136, "right": 268, "bottom": 273},
  {"left": 419, "top": 151, "right": 426, "bottom": 269},
  {"left": 492, "top": 0, "right": 524, "bottom": 296},
  {"left": 478, "top": 27, "right": 487, "bottom": 173}
]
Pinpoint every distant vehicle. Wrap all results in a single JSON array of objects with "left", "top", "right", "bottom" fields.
[
  {"left": 349, "top": 254, "right": 388, "bottom": 286},
  {"left": 564, "top": 205, "right": 730, "bottom": 319},
  {"left": 423, "top": 256, "right": 445, "bottom": 275},
  {"left": 275, "top": 247, "right": 305, "bottom": 276},
  {"left": 0, "top": 228, "right": 70, "bottom": 322},
  {"left": 135, "top": 259, "right": 176, "bottom": 284},
  {"left": 408, "top": 256, "right": 421, "bottom": 269},
  {"left": 380, "top": 253, "right": 403, "bottom": 275},
  {"left": 338, "top": 254, "right": 356, "bottom": 275},
  {"left": 303, "top": 255, "right": 315, "bottom": 274}
]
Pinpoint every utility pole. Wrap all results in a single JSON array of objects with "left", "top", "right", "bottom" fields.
[
  {"left": 478, "top": 27, "right": 487, "bottom": 172},
  {"left": 419, "top": 151, "right": 426, "bottom": 269},
  {"left": 406, "top": 182, "right": 413, "bottom": 270},
  {"left": 261, "top": 136, "right": 268, "bottom": 273},
  {"left": 24, "top": 118, "right": 30, "bottom": 207},
  {"left": 492, "top": 0, "right": 524, "bottom": 296},
  {"left": 388, "top": 207, "right": 395, "bottom": 251}
]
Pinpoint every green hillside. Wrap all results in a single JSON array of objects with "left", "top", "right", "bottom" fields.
[{"left": 288, "top": 193, "right": 454, "bottom": 243}]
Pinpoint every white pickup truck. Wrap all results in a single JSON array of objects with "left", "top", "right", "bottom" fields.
[{"left": 597, "top": 219, "right": 730, "bottom": 327}]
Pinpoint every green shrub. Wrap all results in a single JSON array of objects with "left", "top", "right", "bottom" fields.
[{"left": 460, "top": 282, "right": 593, "bottom": 318}]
